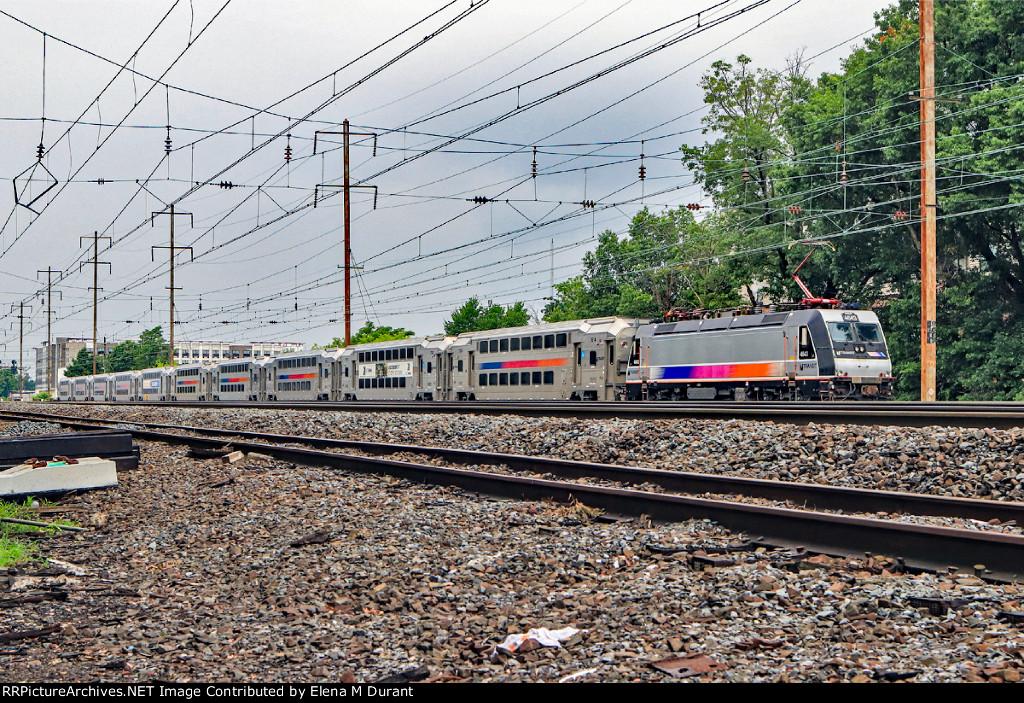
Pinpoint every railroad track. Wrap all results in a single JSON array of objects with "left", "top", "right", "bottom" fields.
[
  {"left": 51, "top": 399, "right": 1024, "bottom": 429},
  {"left": 4, "top": 407, "right": 1024, "bottom": 582}
]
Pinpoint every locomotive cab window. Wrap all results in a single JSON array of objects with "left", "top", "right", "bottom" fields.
[
  {"left": 827, "top": 323, "right": 855, "bottom": 344},
  {"left": 856, "top": 323, "right": 883, "bottom": 343},
  {"left": 827, "top": 321, "right": 886, "bottom": 352},
  {"left": 798, "top": 327, "right": 815, "bottom": 359},
  {"left": 629, "top": 339, "right": 641, "bottom": 365}
]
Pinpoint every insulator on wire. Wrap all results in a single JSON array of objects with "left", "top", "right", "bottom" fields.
[
  {"left": 472, "top": 196, "right": 489, "bottom": 204},
  {"left": 581, "top": 200, "right": 595, "bottom": 209},
  {"left": 36, "top": 143, "right": 44, "bottom": 161},
  {"left": 742, "top": 166, "right": 750, "bottom": 183},
  {"left": 686, "top": 203, "right": 702, "bottom": 211},
  {"left": 894, "top": 210, "right": 909, "bottom": 220},
  {"left": 638, "top": 164, "right": 646, "bottom": 180},
  {"left": 164, "top": 126, "right": 172, "bottom": 155},
  {"left": 285, "top": 134, "right": 293, "bottom": 162},
  {"left": 531, "top": 146, "right": 537, "bottom": 179},
  {"left": 218, "top": 181, "right": 235, "bottom": 189},
  {"left": 788, "top": 205, "right": 802, "bottom": 215},
  {"left": 841, "top": 160, "right": 848, "bottom": 184}
]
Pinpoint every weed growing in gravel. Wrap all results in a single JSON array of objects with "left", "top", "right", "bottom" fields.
[
  {"left": 0, "top": 534, "right": 36, "bottom": 565},
  {"left": 0, "top": 497, "right": 77, "bottom": 567}
]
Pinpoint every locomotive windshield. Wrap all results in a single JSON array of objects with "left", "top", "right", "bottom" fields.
[
  {"left": 828, "top": 322, "right": 883, "bottom": 343},
  {"left": 827, "top": 321, "right": 887, "bottom": 355}
]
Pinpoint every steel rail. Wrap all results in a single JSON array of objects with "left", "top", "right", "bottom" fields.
[
  {"left": 3, "top": 408, "right": 1024, "bottom": 581},
  {"left": 4, "top": 408, "right": 1023, "bottom": 524},
  {"left": 52, "top": 399, "right": 1024, "bottom": 429}
]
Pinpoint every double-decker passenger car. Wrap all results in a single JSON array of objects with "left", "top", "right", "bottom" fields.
[
  {"left": 333, "top": 336, "right": 450, "bottom": 401},
  {"left": 213, "top": 360, "right": 260, "bottom": 401},
  {"left": 139, "top": 369, "right": 171, "bottom": 401},
  {"left": 113, "top": 372, "right": 139, "bottom": 402},
  {"left": 449, "top": 317, "right": 641, "bottom": 401},
  {"left": 172, "top": 365, "right": 212, "bottom": 401},
  {"left": 265, "top": 351, "right": 331, "bottom": 401},
  {"left": 90, "top": 374, "right": 112, "bottom": 402}
]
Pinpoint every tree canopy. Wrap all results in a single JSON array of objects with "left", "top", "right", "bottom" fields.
[
  {"left": 444, "top": 298, "right": 530, "bottom": 335},
  {"left": 543, "top": 207, "right": 747, "bottom": 322},
  {"left": 324, "top": 321, "right": 415, "bottom": 348},
  {"left": 63, "top": 348, "right": 96, "bottom": 378},
  {"left": 0, "top": 364, "right": 34, "bottom": 398}
]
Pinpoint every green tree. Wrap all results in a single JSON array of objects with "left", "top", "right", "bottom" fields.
[
  {"left": 444, "top": 298, "right": 530, "bottom": 335},
  {"left": 324, "top": 321, "right": 415, "bottom": 347},
  {"left": 680, "top": 53, "right": 810, "bottom": 293},
  {"left": 133, "top": 327, "right": 169, "bottom": 369},
  {"left": 0, "top": 365, "right": 32, "bottom": 398},
  {"left": 63, "top": 348, "right": 96, "bottom": 377},
  {"left": 107, "top": 341, "right": 139, "bottom": 372},
  {"left": 543, "top": 207, "right": 747, "bottom": 322}
]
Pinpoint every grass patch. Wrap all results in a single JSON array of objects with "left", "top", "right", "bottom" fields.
[
  {"left": 0, "top": 533, "right": 37, "bottom": 565},
  {"left": 0, "top": 496, "right": 79, "bottom": 567}
]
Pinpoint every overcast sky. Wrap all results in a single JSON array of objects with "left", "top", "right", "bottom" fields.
[{"left": 0, "top": 0, "right": 894, "bottom": 371}]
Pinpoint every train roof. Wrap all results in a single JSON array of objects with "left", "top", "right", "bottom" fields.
[
  {"left": 453, "top": 316, "right": 645, "bottom": 342},
  {"left": 639, "top": 307, "right": 880, "bottom": 335}
]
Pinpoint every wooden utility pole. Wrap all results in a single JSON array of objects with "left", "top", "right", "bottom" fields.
[
  {"left": 36, "top": 267, "right": 62, "bottom": 392},
  {"left": 9, "top": 303, "right": 31, "bottom": 396},
  {"left": 920, "top": 0, "right": 937, "bottom": 401},
  {"left": 314, "top": 121, "right": 377, "bottom": 345},
  {"left": 80, "top": 231, "right": 111, "bottom": 375},
  {"left": 151, "top": 204, "right": 193, "bottom": 367}
]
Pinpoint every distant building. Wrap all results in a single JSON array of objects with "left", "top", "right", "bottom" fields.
[{"left": 172, "top": 340, "right": 303, "bottom": 364}]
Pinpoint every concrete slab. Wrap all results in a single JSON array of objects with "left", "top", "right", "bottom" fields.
[{"left": 0, "top": 457, "right": 118, "bottom": 497}]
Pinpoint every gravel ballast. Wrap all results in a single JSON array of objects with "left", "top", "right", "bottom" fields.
[{"left": 1, "top": 406, "right": 1022, "bottom": 683}]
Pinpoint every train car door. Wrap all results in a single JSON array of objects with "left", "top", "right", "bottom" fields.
[{"left": 444, "top": 352, "right": 453, "bottom": 401}]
